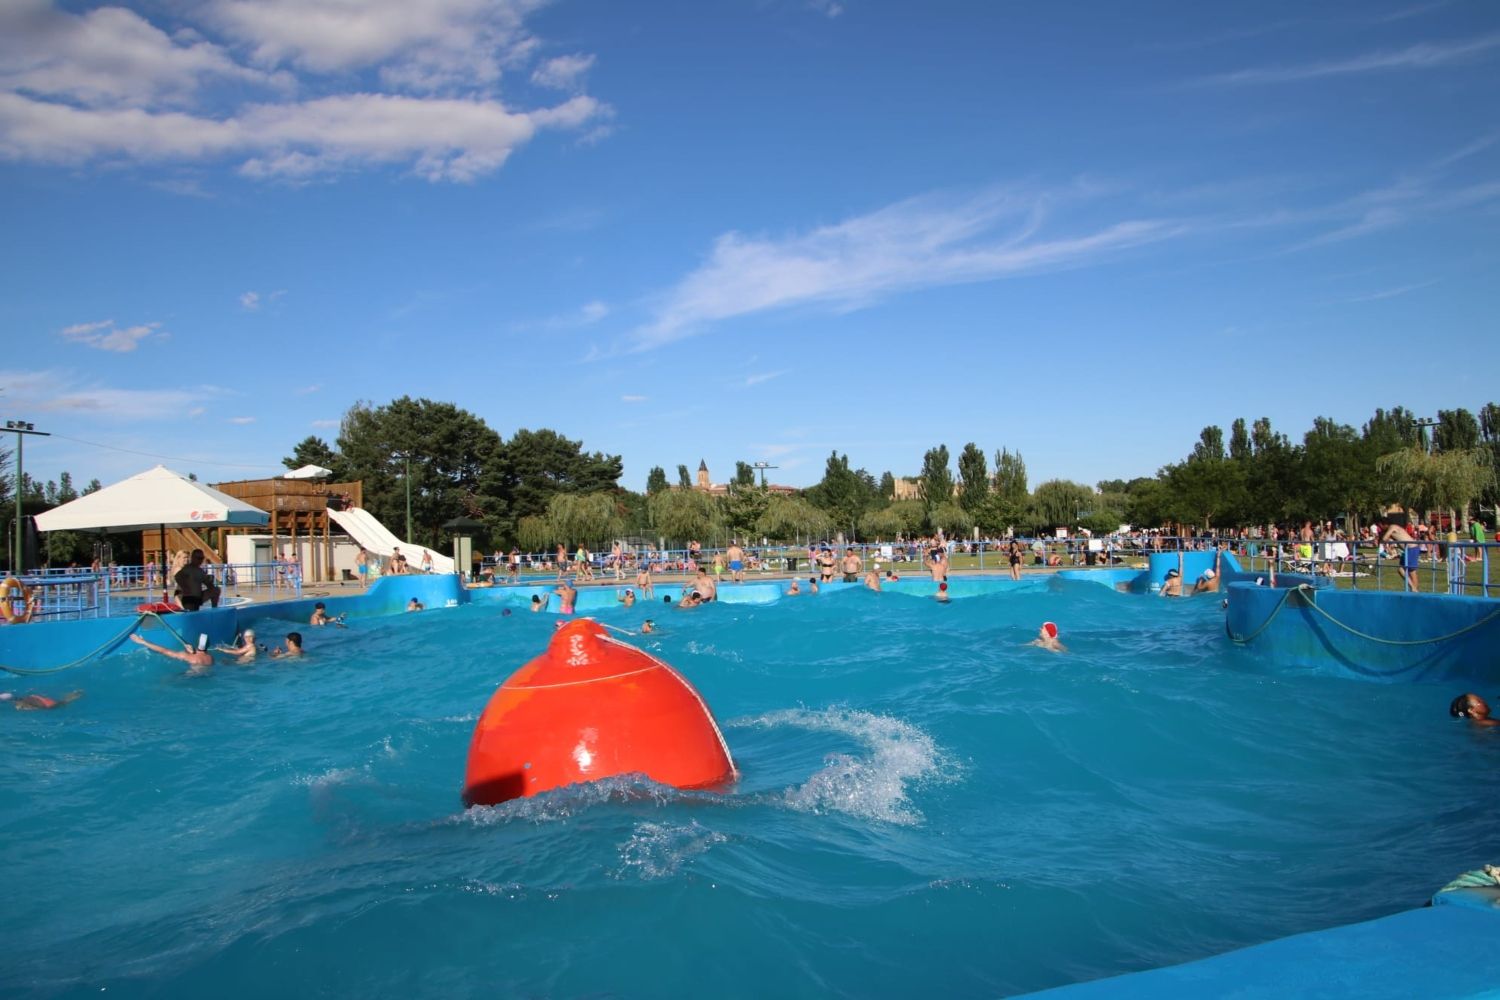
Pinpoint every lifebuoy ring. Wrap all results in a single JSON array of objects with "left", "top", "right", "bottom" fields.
[
  {"left": 1, "top": 576, "right": 33, "bottom": 624},
  {"left": 136, "top": 601, "right": 183, "bottom": 615}
]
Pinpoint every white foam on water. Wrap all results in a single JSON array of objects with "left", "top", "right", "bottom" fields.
[
  {"left": 682, "top": 640, "right": 744, "bottom": 662},
  {"left": 614, "top": 820, "right": 727, "bottom": 880},
  {"left": 732, "top": 708, "right": 952, "bottom": 827},
  {"left": 457, "top": 775, "right": 678, "bottom": 827},
  {"left": 292, "top": 764, "right": 371, "bottom": 789}
]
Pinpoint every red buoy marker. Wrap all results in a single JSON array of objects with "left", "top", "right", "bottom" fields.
[{"left": 462, "top": 618, "right": 737, "bottom": 806}]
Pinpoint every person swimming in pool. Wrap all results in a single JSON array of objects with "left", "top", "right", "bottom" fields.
[
  {"left": 1030, "top": 621, "right": 1066, "bottom": 653},
  {"left": 678, "top": 590, "right": 705, "bottom": 609},
  {"left": 641, "top": 619, "right": 656, "bottom": 634},
  {"left": 271, "top": 632, "right": 304, "bottom": 658},
  {"left": 406, "top": 597, "right": 425, "bottom": 612},
  {"left": 1159, "top": 568, "right": 1183, "bottom": 597},
  {"left": 530, "top": 594, "right": 547, "bottom": 613},
  {"left": 619, "top": 588, "right": 636, "bottom": 607},
  {"left": 554, "top": 580, "right": 577, "bottom": 615},
  {"left": 864, "top": 570, "right": 881, "bottom": 592},
  {"left": 2, "top": 690, "right": 84, "bottom": 710},
  {"left": 130, "top": 632, "right": 214, "bottom": 675},
  {"left": 934, "top": 581, "right": 950, "bottom": 603},
  {"left": 1450, "top": 693, "right": 1498, "bottom": 727},
  {"left": 786, "top": 578, "right": 801, "bottom": 596},
  {"left": 215, "top": 628, "right": 260, "bottom": 663},
  {"left": 310, "top": 602, "right": 347, "bottom": 627}
]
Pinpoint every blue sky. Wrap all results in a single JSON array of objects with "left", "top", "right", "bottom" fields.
[{"left": 2, "top": 0, "right": 1497, "bottom": 494}]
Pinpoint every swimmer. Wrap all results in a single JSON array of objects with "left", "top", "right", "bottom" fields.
[
  {"left": 864, "top": 570, "right": 881, "bottom": 592},
  {"left": 693, "top": 569, "right": 716, "bottom": 602},
  {"left": 641, "top": 619, "right": 656, "bottom": 634},
  {"left": 270, "top": 632, "right": 304, "bottom": 658},
  {"left": 1193, "top": 551, "right": 1222, "bottom": 595},
  {"left": 808, "top": 577, "right": 819, "bottom": 594},
  {"left": 619, "top": 588, "right": 635, "bottom": 607},
  {"left": 215, "top": 628, "right": 260, "bottom": 663},
  {"left": 406, "top": 597, "right": 425, "bottom": 612},
  {"left": 310, "top": 602, "right": 348, "bottom": 627},
  {"left": 554, "top": 580, "right": 577, "bottom": 615},
  {"left": 1030, "top": 621, "right": 1066, "bottom": 653},
  {"left": 530, "top": 594, "right": 546, "bottom": 613},
  {"left": 1450, "top": 693, "right": 1498, "bottom": 727},
  {"left": 130, "top": 632, "right": 213, "bottom": 675},
  {"left": 1159, "top": 568, "right": 1182, "bottom": 597},
  {"left": 934, "top": 581, "right": 950, "bottom": 603},
  {"left": 786, "top": 579, "right": 801, "bottom": 596},
  {"left": 678, "top": 590, "right": 704, "bottom": 609},
  {"left": 2, "top": 690, "right": 83, "bottom": 710}
]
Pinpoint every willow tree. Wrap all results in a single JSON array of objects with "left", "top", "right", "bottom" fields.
[
  {"left": 545, "top": 492, "right": 622, "bottom": 548},
  {"left": 516, "top": 515, "right": 552, "bottom": 552},
  {"left": 649, "top": 488, "right": 719, "bottom": 545},
  {"left": 756, "top": 496, "right": 831, "bottom": 543}
]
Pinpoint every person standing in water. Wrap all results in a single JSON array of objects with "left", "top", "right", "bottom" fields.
[{"left": 130, "top": 633, "right": 213, "bottom": 675}]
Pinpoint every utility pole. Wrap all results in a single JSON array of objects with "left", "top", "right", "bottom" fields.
[
  {"left": 751, "top": 460, "right": 778, "bottom": 489},
  {"left": 5, "top": 419, "right": 50, "bottom": 573},
  {"left": 405, "top": 453, "right": 413, "bottom": 543},
  {"left": 1413, "top": 417, "right": 1440, "bottom": 455}
]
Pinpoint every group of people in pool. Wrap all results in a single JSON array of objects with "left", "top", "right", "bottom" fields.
[{"left": 124, "top": 598, "right": 359, "bottom": 675}]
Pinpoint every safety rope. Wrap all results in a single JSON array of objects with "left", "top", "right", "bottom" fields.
[
  {"left": 1, "top": 610, "right": 191, "bottom": 676},
  {"left": 1227, "top": 584, "right": 1500, "bottom": 647}
]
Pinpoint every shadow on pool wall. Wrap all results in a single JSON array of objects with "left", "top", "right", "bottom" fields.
[{"left": 1225, "top": 582, "right": 1500, "bottom": 684}]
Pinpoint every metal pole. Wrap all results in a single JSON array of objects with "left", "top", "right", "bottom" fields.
[
  {"left": 14, "top": 429, "right": 21, "bottom": 573},
  {"left": 405, "top": 453, "right": 413, "bottom": 544}
]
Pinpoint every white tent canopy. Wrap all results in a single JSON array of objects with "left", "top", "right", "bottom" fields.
[
  {"left": 282, "top": 464, "right": 333, "bottom": 480},
  {"left": 34, "top": 465, "right": 270, "bottom": 534}
]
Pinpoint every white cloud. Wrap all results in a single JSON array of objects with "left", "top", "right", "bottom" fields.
[
  {"left": 295, "top": 384, "right": 321, "bottom": 395},
  {"left": 59, "top": 319, "right": 164, "bottom": 352},
  {"left": 0, "top": 1, "right": 610, "bottom": 183},
  {"left": 580, "top": 300, "right": 609, "bottom": 323},
  {"left": 0, "top": 2, "right": 287, "bottom": 108},
  {"left": 807, "top": 0, "right": 844, "bottom": 17},
  {"left": 744, "top": 370, "right": 787, "bottom": 387},
  {"left": 240, "top": 291, "right": 260, "bottom": 310},
  {"left": 621, "top": 394, "right": 647, "bottom": 403},
  {"left": 226, "top": 416, "right": 256, "bottom": 424},
  {"left": 626, "top": 187, "right": 1178, "bottom": 351},
  {"left": 1200, "top": 32, "right": 1500, "bottom": 85},
  {"left": 532, "top": 53, "right": 595, "bottom": 91},
  {"left": 0, "top": 368, "right": 229, "bottom": 420},
  {"left": 311, "top": 419, "right": 340, "bottom": 428},
  {"left": 0, "top": 90, "right": 604, "bottom": 181},
  {"left": 206, "top": 0, "right": 541, "bottom": 86}
]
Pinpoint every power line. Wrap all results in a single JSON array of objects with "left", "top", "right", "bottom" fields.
[{"left": 44, "top": 432, "right": 284, "bottom": 471}]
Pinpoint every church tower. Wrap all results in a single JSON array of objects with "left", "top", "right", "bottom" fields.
[{"left": 697, "top": 460, "right": 710, "bottom": 490}]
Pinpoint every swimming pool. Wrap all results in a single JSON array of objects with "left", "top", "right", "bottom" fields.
[{"left": 3, "top": 576, "right": 1495, "bottom": 997}]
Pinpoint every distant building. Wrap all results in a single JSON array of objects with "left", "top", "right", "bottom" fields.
[
  {"left": 686, "top": 460, "right": 798, "bottom": 497},
  {"left": 892, "top": 477, "right": 921, "bottom": 501}
]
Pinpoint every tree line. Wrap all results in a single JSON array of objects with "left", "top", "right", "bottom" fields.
[{"left": 9, "top": 397, "right": 1495, "bottom": 566}]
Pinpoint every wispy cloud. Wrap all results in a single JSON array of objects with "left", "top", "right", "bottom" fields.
[
  {"left": 295, "top": 384, "right": 321, "bottom": 395},
  {"left": 59, "top": 319, "right": 165, "bottom": 352},
  {"left": 226, "top": 416, "right": 255, "bottom": 424},
  {"left": 1197, "top": 33, "right": 1500, "bottom": 86},
  {"left": 621, "top": 394, "right": 647, "bottom": 403},
  {"left": 744, "top": 370, "right": 787, "bottom": 387},
  {"left": 618, "top": 187, "right": 1179, "bottom": 353},
  {"left": 311, "top": 419, "right": 339, "bottom": 429},
  {"left": 532, "top": 54, "right": 595, "bottom": 92},
  {"left": 0, "top": 369, "right": 228, "bottom": 420},
  {"left": 240, "top": 291, "right": 260, "bottom": 310},
  {"left": 1337, "top": 279, "right": 1441, "bottom": 303}
]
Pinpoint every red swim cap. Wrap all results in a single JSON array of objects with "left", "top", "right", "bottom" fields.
[
  {"left": 938, "top": 582, "right": 948, "bottom": 591},
  {"left": 1042, "top": 621, "right": 1058, "bottom": 639}
]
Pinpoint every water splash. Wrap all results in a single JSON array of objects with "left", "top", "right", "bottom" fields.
[
  {"left": 733, "top": 708, "right": 952, "bottom": 826},
  {"left": 615, "top": 820, "right": 727, "bottom": 880}
]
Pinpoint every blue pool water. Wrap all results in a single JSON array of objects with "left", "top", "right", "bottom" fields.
[{"left": 3, "top": 576, "right": 1496, "bottom": 997}]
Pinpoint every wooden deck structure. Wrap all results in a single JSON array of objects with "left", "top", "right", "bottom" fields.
[{"left": 143, "top": 477, "right": 362, "bottom": 583}]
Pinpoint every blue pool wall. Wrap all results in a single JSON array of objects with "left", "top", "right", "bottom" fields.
[{"left": 1224, "top": 581, "right": 1500, "bottom": 683}]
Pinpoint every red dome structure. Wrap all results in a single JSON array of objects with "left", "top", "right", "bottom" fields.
[{"left": 462, "top": 618, "right": 737, "bottom": 806}]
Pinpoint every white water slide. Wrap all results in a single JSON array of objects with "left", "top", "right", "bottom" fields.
[{"left": 327, "top": 507, "right": 455, "bottom": 574}]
